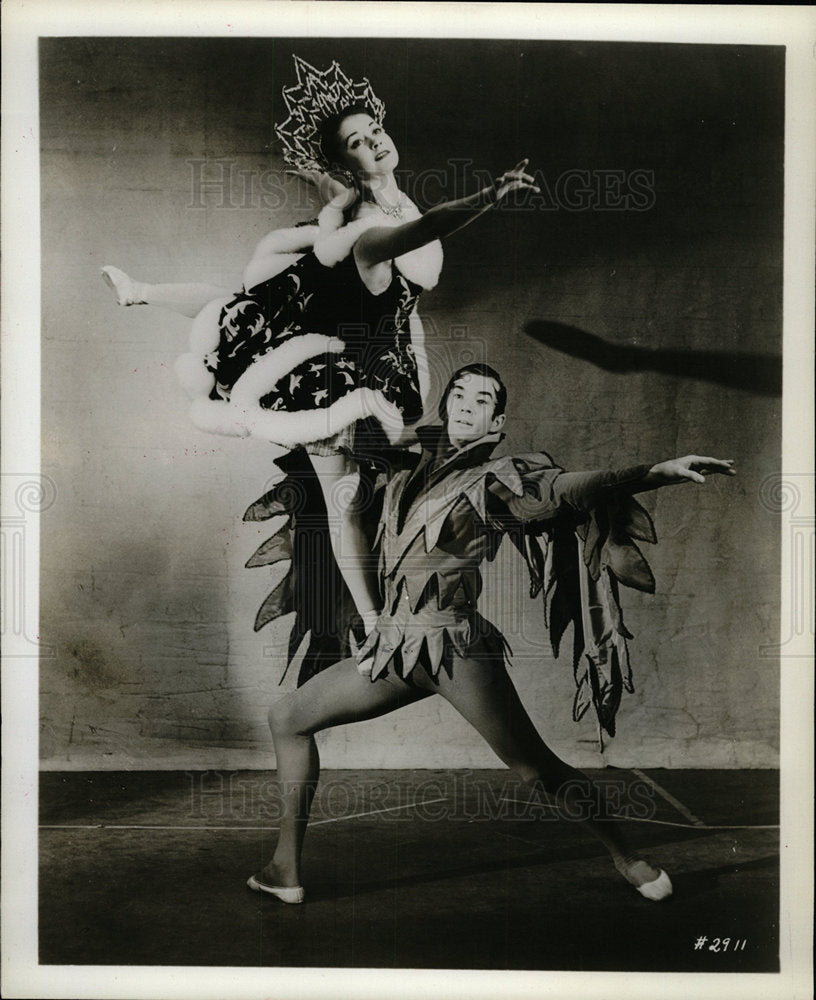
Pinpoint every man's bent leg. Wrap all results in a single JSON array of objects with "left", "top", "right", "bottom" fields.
[{"left": 258, "top": 657, "right": 429, "bottom": 894}]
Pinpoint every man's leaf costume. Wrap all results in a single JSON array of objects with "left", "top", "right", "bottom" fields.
[{"left": 244, "top": 431, "right": 657, "bottom": 740}]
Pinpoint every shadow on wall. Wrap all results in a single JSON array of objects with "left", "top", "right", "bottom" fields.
[{"left": 525, "top": 321, "right": 782, "bottom": 397}]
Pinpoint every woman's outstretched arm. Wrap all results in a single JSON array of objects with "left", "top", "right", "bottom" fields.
[{"left": 356, "top": 159, "right": 540, "bottom": 267}]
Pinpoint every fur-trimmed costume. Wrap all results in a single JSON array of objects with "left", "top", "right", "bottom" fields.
[
  {"left": 174, "top": 200, "right": 442, "bottom": 452},
  {"left": 246, "top": 426, "right": 659, "bottom": 739}
]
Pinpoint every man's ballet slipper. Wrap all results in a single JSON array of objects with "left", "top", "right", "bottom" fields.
[
  {"left": 246, "top": 874, "right": 305, "bottom": 904},
  {"left": 635, "top": 868, "right": 673, "bottom": 901},
  {"left": 616, "top": 858, "right": 673, "bottom": 901}
]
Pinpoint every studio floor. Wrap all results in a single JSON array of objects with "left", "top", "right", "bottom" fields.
[{"left": 39, "top": 768, "right": 778, "bottom": 972}]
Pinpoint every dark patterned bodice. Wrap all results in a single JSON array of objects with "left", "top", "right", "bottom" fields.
[{"left": 206, "top": 250, "right": 423, "bottom": 425}]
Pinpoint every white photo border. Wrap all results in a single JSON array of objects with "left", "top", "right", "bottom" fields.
[{"left": 2, "top": 2, "right": 813, "bottom": 998}]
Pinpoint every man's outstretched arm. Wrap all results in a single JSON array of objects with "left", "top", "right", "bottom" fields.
[
  {"left": 636, "top": 455, "right": 737, "bottom": 489},
  {"left": 489, "top": 454, "right": 736, "bottom": 523},
  {"left": 551, "top": 455, "right": 736, "bottom": 513}
]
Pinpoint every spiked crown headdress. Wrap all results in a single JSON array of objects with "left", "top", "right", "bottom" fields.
[{"left": 274, "top": 55, "right": 386, "bottom": 170}]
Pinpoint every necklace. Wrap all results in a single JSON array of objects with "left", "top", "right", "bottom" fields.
[{"left": 373, "top": 194, "right": 406, "bottom": 220}]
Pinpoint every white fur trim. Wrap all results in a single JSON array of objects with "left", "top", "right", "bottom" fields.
[
  {"left": 390, "top": 198, "right": 443, "bottom": 290},
  {"left": 229, "top": 334, "right": 344, "bottom": 409},
  {"left": 235, "top": 388, "right": 378, "bottom": 447},
  {"left": 175, "top": 352, "right": 215, "bottom": 398},
  {"left": 189, "top": 397, "right": 250, "bottom": 438},
  {"left": 354, "top": 242, "right": 443, "bottom": 297},
  {"left": 189, "top": 297, "right": 231, "bottom": 354},
  {"left": 395, "top": 240, "right": 443, "bottom": 290},
  {"left": 313, "top": 216, "right": 382, "bottom": 268},
  {"left": 316, "top": 198, "right": 443, "bottom": 292},
  {"left": 250, "top": 225, "right": 319, "bottom": 256},
  {"left": 317, "top": 201, "right": 347, "bottom": 235}
]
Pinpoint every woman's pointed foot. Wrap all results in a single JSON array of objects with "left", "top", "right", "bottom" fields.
[
  {"left": 101, "top": 265, "right": 144, "bottom": 306},
  {"left": 615, "top": 857, "right": 673, "bottom": 901}
]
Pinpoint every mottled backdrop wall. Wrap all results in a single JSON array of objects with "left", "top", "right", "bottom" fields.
[{"left": 39, "top": 37, "right": 782, "bottom": 769}]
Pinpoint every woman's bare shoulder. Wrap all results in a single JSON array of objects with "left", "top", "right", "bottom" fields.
[{"left": 353, "top": 201, "right": 386, "bottom": 222}]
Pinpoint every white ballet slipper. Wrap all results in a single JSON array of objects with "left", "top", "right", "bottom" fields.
[
  {"left": 615, "top": 858, "right": 673, "bottom": 901},
  {"left": 101, "top": 265, "right": 142, "bottom": 306},
  {"left": 246, "top": 874, "right": 304, "bottom": 904},
  {"left": 636, "top": 868, "right": 673, "bottom": 901}
]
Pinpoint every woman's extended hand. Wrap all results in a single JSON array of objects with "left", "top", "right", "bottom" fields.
[
  {"left": 646, "top": 456, "right": 737, "bottom": 486},
  {"left": 355, "top": 157, "right": 537, "bottom": 265},
  {"left": 490, "top": 158, "right": 540, "bottom": 205}
]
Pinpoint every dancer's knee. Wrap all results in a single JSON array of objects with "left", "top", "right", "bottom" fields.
[{"left": 268, "top": 696, "right": 301, "bottom": 738}]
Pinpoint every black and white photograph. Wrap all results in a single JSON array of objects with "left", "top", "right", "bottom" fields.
[{"left": 2, "top": 3, "right": 814, "bottom": 998}]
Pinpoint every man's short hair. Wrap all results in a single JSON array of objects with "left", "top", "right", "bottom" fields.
[{"left": 438, "top": 363, "right": 507, "bottom": 421}]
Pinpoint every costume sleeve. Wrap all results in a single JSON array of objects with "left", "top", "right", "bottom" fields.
[
  {"left": 489, "top": 453, "right": 658, "bottom": 743},
  {"left": 488, "top": 456, "right": 652, "bottom": 523},
  {"left": 486, "top": 454, "right": 656, "bottom": 593}
]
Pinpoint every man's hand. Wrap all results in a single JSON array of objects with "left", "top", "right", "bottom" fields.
[{"left": 645, "top": 456, "right": 737, "bottom": 487}]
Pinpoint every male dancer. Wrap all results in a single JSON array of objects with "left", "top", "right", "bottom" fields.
[{"left": 248, "top": 363, "right": 736, "bottom": 904}]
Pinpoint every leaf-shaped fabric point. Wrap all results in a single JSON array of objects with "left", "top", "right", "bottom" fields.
[
  {"left": 254, "top": 574, "right": 295, "bottom": 632},
  {"left": 245, "top": 526, "right": 293, "bottom": 568}
]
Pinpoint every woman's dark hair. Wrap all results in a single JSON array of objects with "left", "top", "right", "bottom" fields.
[
  {"left": 318, "top": 103, "right": 376, "bottom": 167},
  {"left": 438, "top": 363, "right": 508, "bottom": 421}
]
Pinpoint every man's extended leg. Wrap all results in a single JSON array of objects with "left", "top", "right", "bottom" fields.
[{"left": 411, "top": 647, "right": 671, "bottom": 899}]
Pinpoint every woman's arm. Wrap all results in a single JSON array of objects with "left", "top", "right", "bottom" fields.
[
  {"left": 286, "top": 167, "right": 353, "bottom": 206},
  {"left": 355, "top": 160, "right": 539, "bottom": 267},
  {"left": 242, "top": 225, "right": 322, "bottom": 289}
]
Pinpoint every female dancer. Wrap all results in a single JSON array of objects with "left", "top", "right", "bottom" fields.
[
  {"left": 103, "top": 55, "right": 539, "bottom": 640},
  {"left": 246, "top": 364, "right": 737, "bottom": 904}
]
